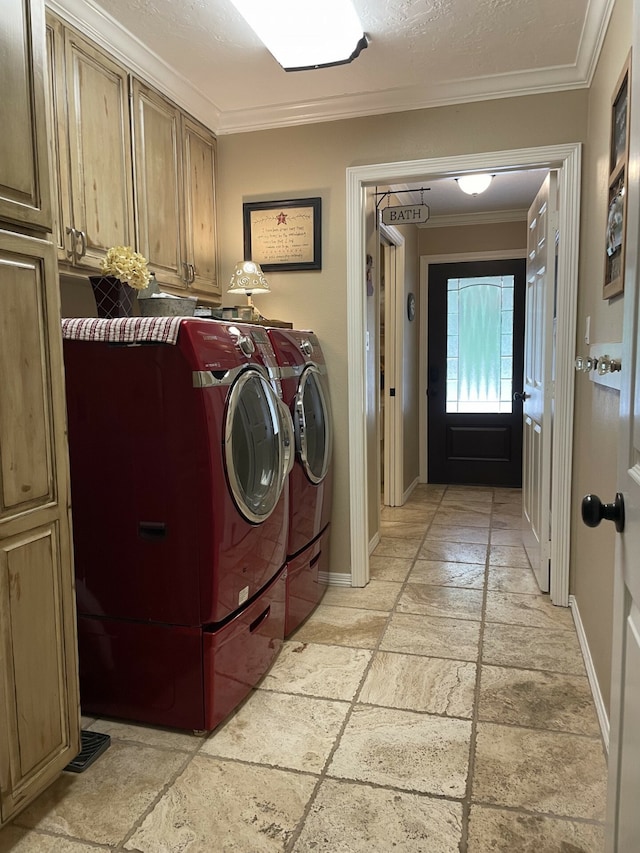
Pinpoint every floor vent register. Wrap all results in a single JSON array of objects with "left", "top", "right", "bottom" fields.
[{"left": 64, "top": 730, "right": 111, "bottom": 773}]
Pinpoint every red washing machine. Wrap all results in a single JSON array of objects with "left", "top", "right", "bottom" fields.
[
  {"left": 266, "top": 328, "right": 333, "bottom": 635},
  {"left": 62, "top": 318, "right": 294, "bottom": 731}
]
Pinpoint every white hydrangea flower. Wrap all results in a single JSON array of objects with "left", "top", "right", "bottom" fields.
[{"left": 100, "top": 246, "right": 151, "bottom": 290}]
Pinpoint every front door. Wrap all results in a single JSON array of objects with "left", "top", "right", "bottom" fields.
[{"left": 427, "top": 258, "right": 525, "bottom": 486}]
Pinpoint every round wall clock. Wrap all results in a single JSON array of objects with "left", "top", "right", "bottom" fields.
[{"left": 407, "top": 292, "right": 416, "bottom": 321}]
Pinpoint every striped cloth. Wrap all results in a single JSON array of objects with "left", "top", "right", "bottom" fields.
[{"left": 61, "top": 317, "right": 184, "bottom": 345}]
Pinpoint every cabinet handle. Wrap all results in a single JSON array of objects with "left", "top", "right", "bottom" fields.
[
  {"left": 77, "top": 230, "right": 87, "bottom": 260},
  {"left": 65, "top": 226, "right": 77, "bottom": 262},
  {"left": 189, "top": 263, "right": 195, "bottom": 283}
]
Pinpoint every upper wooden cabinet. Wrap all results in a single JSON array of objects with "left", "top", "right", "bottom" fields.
[
  {"left": 130, "top": 81, "right": 183, "bottom": 289},
  {"left": 0, "top": 0, "right": 51, "bottom": 230},
  {"left": 46, "top": 17, "right": 135, "bottom": 269},
  {"left": 182, "top": 117, "right": 219, "bottom": 296},
  {"left": 132, "top": 80, "right": 219, "bottom": 298}
]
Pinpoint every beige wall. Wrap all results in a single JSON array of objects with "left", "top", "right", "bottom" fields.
[
  {"left": 419, "top": 220, "right": 527, "bottom": 256},
  {"left": 217, "top": 91, "right": 588, "bottom": 576},
  {"left": 570, "top": 0, "right": 631, "bottom": 713}
]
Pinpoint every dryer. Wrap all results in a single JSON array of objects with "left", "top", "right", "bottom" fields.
[
  {"left": 267, "top": 328, "right": 333, "bottom": 635},
  {"left": 63, "top": 318, "right": 294, "bottom": 731}
]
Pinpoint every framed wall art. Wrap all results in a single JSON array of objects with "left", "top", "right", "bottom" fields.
[
  {"left": 604, "top": 52, "right": 631, "bottom": 299},
  {"left": 243, "top": 197, "right": 322, "bottom": 272}
]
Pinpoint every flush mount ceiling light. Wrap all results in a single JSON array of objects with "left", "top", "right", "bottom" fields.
[
  {"left": 456, "top": 174, "right": 493, "bottom": 196},
  {"left": 229, "top": 0, "right": 368, "bottom": 71}
]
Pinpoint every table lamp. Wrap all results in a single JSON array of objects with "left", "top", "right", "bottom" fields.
[{"left": 227, "top": 260, "right": 270, "bottom": 320}]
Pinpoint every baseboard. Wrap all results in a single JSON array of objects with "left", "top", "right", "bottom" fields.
[
  {"left": 570, "top": 594, "right": 610, "bottom": 753},
  {"left": 320, "top": 571, "right": 352, "bottom": 587},
  {"left": 402, "top": 477, "right": 420, "bottom": 504},
  {"left": 368, "top": 531, "right": 380, "bottom": 554}
]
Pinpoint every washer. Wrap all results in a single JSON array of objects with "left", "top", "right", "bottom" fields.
[
  {"left": 267, "top": 327, "right": 333, "bottom": 635},
  {"left": 63, "top": 318, "right": 293, "bottom": 730}
]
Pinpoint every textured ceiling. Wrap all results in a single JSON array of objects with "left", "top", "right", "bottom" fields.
[{"left": 53, "top": 0, "right": 612, "bottom": 134}]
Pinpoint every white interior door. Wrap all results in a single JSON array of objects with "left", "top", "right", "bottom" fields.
[
  {"left": 521, "top": 171, "right": 557, "bottom": 593},
  {"left": 606, "top": 24, "right": 640, "bottom": 849},
  {"left": 380, "top": 224, "right": 404, "bottom": 507}
]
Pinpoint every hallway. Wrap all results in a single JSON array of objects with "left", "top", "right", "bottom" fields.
[{"left": 3, "top": 486, "right": 607, "bottom": 852}]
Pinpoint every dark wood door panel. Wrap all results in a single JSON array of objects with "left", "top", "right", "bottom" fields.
[{"left": 427, "top": 259, "right": 525, "bottom": 486}]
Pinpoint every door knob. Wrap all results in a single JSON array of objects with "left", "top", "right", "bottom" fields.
[
  {"left": 581, "top": 493, "right": 625, "bottom": 533},
  {"left": 513, "top": 391, "right": 529, "bottom": 402}
]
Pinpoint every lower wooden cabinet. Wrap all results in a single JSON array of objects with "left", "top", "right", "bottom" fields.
[{"left": 0, "top": 229, "right": 80, "bottom": 824}]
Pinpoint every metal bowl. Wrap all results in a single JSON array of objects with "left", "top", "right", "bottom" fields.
[{"left": 138, "top": 296, "right": 196, "bottom": 317}]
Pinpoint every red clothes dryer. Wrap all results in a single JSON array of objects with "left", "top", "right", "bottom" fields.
[
  {"left": 63, "top": 318, "right": 293, "bottom": 731},
  {"left": 267, "top": 328, "right": 333, "bottom": 635}
]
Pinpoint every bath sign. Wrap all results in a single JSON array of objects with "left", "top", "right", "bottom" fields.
[{"left": 381, "top": 204, "right": 430, "bottom": 225}]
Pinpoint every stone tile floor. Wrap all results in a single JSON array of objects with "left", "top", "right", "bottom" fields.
[{"left": 3, "top": 485, "right": 607, "bottom": 852}]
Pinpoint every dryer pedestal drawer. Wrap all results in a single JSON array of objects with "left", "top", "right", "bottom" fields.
[
  {"left": 203, "top": 566, "right": 286, "bottom": 730},
  {"left": 285, "top": 526, "right": 330, "bottom": 637},
  {"left": 76, "top": 567, "right": 286, "bottom": 732}
]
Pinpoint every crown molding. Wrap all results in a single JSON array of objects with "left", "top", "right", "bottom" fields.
[{"left": 215, "top": 75, "right": 588, "bottom": 135}]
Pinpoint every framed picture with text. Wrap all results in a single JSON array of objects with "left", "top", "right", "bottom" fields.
[
  {"left": 243, "top": 197, "right": 322, "bottom": 272},
  {"left": 604, "top": 52, "right": 631, "bottom": 299}
]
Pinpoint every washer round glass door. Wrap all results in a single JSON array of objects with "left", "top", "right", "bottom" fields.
[
  {"left": 224, "top": 369, "right": 286, "bottom": 523},
  {"left": 295, "top": 365, "right": 332, "bottom": 484}
]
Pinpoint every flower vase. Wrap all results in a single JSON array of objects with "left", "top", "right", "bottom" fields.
[{"left": 89, "top": 276, "right": 138, "bottom": 319}]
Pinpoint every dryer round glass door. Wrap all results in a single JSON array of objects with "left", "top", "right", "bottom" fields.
[
  {"left": 224, "top": 369, "right": 287, "bottom": 523},
  {"left": 295, "top": 365, "right": 332, "bottom": 484}
]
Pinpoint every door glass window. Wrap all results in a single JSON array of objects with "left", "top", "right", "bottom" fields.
[
  {"left": 446, "top": 275, "right": 514, "bottom": 413},
  {"left": 298, "top": 370, "right": 330, "bottom": 483},
  {"left": 228, "top": 373, "right": 282, "bottom": 521}
]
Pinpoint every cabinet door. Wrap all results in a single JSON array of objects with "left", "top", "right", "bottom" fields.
[
  {"left": 45, "top": 15, "right": 71, "bottom": 260},
  {"left": 183, "top": 117, "right": 219, "bottom": 297},
  {"left": 131, "top": 80, "right": 186, "bottom": 290},
  {"left": 0, "top": 230, "right": 80, "bottom": 822},
  {"left": 0, "top": 0, "right": 51, "bottom": 230},
  {"left": 64, "top": 29, "right": 135, "bottom": 268}
]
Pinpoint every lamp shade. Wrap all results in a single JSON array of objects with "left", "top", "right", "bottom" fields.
[
  {"left": 456, "top": 174, "right": 493, "bottom": 196},
  {"left": 228, "top": 260, "right": 270, "bottom": 295}
]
